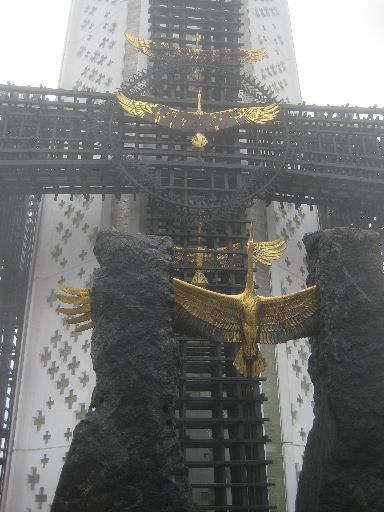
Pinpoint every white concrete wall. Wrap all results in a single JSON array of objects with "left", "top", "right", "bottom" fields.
[{"left": 1, "top": 1, "right": 144, "bottom": 510}]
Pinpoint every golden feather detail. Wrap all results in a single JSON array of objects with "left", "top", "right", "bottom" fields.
[
  {"left": 173, "top": 233, "right": 319, "bottom": 377},
  {"left": 116, "top": 91, "right": 279, "bottom": 149},
  {"left": 124, "top": 31, "right": 267, "bottom": 64},
  {"left": 56, "top": 284, "right": 93, "bottom": 333}
]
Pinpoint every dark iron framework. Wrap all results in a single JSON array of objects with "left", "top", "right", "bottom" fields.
[{"left": 0, "top": 0, "right": 383, "bottom": 508}]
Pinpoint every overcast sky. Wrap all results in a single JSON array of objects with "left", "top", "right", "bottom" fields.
[{"left": 0, "top": 0, "right": 382, "bottom": 107}]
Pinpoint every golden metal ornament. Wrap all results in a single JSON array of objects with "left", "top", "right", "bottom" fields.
[
  {"left": 116, "top": 89, "right": 278, "bottom": 149},
  {"left": 173, "top": 231, "right": 318, "bottom": 377},
  {"left": 191, "top": 132, "right": 208, "bottom": 149},
  {"left": 175, "top": 226, "right": 286, "bottom": 283},
  {"left": 124, "top": 31, "right": 267, "bottom": 64},
  {"left": 56, "top": 284, "right": 93, "bottom": 332}
]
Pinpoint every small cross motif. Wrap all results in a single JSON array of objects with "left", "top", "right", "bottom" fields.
[
  {"left": 78, "top": 267, "right": 86, "bottom": 279},
  {"left": 65, "top": 389, "right": 78, "bottom": 410},
  {"left": 75, "top": 403, "right": 87, "bottom": 421},
  {"left": 58, "top": 200, "right": 65, "bottom": 208},
  {"left": 35, "top": 487, "right": 47, "bottom": 510},
  {"left": 46, "top": 289, "right": 57, "bottom": 307},
  {"left": 299, "top": 428, "right": 307, "bottom": 441},
  {"left": 51, "top": 245, "right": 62, "bottom": 262},
  {"left": 59, "top": 341, "right": 72, "bottom": 362},
  {"left": 33, "top": 410, "right": 45, "bottom": 432},
  {"left": 82, "top": 222, "right": 89, "bottom": 233},
  {"left": 293, "top": 214, "right": 301, "bottom": 227},
  {"left": 70, "top": 331, "right": 80, "bottom": 343},
  {"left": 298, "top": 345, "right": 308, "bottom": 366},
  {"left": 82, "top": 339, "right": 91, "bottom": 353},
  {"left": 88, "top": 226, "right": 99, "bottom": 243},
  {"left": 292, "top": 360, "right": 302, "bottom": 378},
  {"left": 40, "top": 347, "right": 51, "bottom": 367},
  {"left": 56, "top": 373, "right": 69, "bottom": 395},
  {"left": 79, "top": 249, "right": 87, "bottom": 261},
  {"left": 284, "top": 257, "right": 291, "bottom": 267},
  {"left": 297, "top": 240, "right": 303, "bottom": 250},
  {"left": 301, "top": 376, "right": 312, "bottom": 397},
  {"left": 47, "top": 361, "right": 59, "bottom": 380},
  {"left": 61, "top": 229, "right": 72, "bottom": 244},
  {"left": 84, "top": 275, "right": 93, "bottom": 288},
  {"left": 297, "top": 394, "right": 303, "bottom": 407},
  {"left": 72, "top": 210, "right": 84, "bottom": 228},
  {"left": 40, "top": 454, "right": 49, "bottom": 468},
  {"left": 295, "top": 463, "right": 301, "bottom": 483},
  {"left": 64, "top": 204, "right": 75, "bottom": 218},
  {"left": 280, "top": 281, "right": 287, "bottom": 294},
  {"left": 299, "top": 265, "right": 306, "bottom": 276},
  {"left": 280, "top": 228, "right": 289, "bottom": 241},
  {"left": 56, "top": 222, "right": 64, "bottom": 233},
  {"left": 58, "top": 275, "right": 65, "bottom": 285},
  {"left": 50, "top": 330, "right": 62, "bottom": 348},
  {"left": 60, "top": 258, "right": 68, "bottom": 268},
  {"left": 64, "top": 428, "right": 73, "bottom": 442},
  {"left": 286, "top": 274, "right": 293, "bottom": 286},
  {"left": 27, "top": 467, "right": 40, "bottom": 490},
  {"left": 43, "top": 431, "right": 51, "bottom": 444},
  {"left": 67, "top": 356, "right": 80, "bottom": 375},
  {"left": 79, "top": 371, "right": 90, "bottom": 387},
  {"left": 46, "top": 397, "right": 54, "bottom": 409}
]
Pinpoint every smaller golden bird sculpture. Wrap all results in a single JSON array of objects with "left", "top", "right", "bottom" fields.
[
  {"left": 125, "top": 31, "right": 268, "bottom": 64},
  {"left": 175, "top": 232, "right": 286, "bottom": 284},
  {"left": 56, "top": 284, "right": 92, "bottom": 332},
  {"left": 173, "top": 232, "right": 318, "bottom": 377},
  {"left": 116, "top": 88, "right": 279, "bottom": 149}
]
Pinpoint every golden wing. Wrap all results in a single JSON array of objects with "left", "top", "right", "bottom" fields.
[
  {"left": 125, "top": 32, "right": 156, "bottom": 56},
  {"left": 116, "top": 92, "right": 187, "bottom": 129},
  {"left": 125, "top": 31, "right": 181, "bottom": 57},
  {"left": 258, "top": 285, "right": 319, "bottom": 344},
  {"left": 239, "top": 48, "right": 268, "bottom": 64},
  {"left": 125, "top": 31, "right": 267, "bottom": 64},
  {"left": 195, "top": 103, "right": 279, "bottom": 132},
  {"left": 117, "top": 92, "right": 279, "bottom": 133},
  {"left": 254, "top": 238, "right": 286, "bottom": 266},
  {"left": 56, "top": 284, "right": 93, "bottom": 332},
  {"left": 173, "top": 277, "right": 243, "bottom": 334}
]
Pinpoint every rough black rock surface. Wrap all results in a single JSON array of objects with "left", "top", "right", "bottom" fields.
[
  {"left": 51, "top": 232, "right": 196, "bottom": 512},
  {"left": 296, "top": 228, "right": 384, "bottom": 512}
]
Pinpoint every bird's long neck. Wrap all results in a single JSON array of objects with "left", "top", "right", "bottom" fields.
[
  {"left": 245, "top": 239, "right": 255, "bottom": 295},
  {"left": 197, "top": 89, "right": 202, "bottom": 113}
]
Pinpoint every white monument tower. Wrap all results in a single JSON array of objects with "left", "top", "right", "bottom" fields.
[{"left": 1, "top": 1, "right": 317, "bottom": 511}]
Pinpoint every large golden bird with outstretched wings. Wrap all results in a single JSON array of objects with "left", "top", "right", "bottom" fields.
[
  {"left": 174, "top": 232, "right": 318, "bottom": 377},
  {"left": 56, "top": 234, "right": 317, "bottom": 378},
  {"left": 116, "top": 89, "right": 279, "bottom": 149},
  {"left": 125, "top": 31, "right": 268, "bottom": 64}
]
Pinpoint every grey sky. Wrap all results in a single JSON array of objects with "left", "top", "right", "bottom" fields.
[{"left": 0, "top": 0, "right": 382, "bottom": 107}]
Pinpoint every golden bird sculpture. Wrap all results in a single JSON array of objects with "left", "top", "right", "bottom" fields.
[
  {"left": 125, "top": 31, "right": 268, "bottom": 65},
  {"left": 173, "top": 232, "right": 318, "bottom": 377},
  {"left": 56, "top": 234, "right": 318, "bottom": 378},
  {"left": 116, "top": 88, "right": 279, "bottom": 149},
  {"left": 175, "top": 225, "right": 286, "bottom": 284}
]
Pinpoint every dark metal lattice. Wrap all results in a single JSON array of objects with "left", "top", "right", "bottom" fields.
[{"left": 0, "top": 195, "right": 39, "bottom": 496}]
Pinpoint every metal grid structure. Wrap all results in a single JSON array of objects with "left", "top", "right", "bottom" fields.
[
  {"left": 0, "top": 195, "right": 39, "bottom": 496},
  {"left": 0, "top": 0, "right": 383, "bottom": 507},
  {"left": 0, "top": 85, "right": 382, "bottom": 220}
]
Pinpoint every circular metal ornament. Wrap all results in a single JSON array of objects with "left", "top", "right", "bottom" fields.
[{"left": 104, "top": 61, "right": 289, "bottom": 218}]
